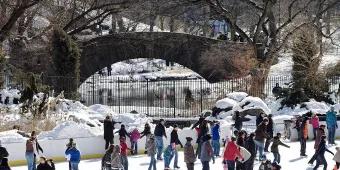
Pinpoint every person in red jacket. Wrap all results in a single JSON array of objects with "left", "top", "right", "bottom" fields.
[
  {"left": 223, "top": 137, "right": 243, "bottom": 170},
  {"left": 120, "top": 137, "right": 130, "bottom": 170}
]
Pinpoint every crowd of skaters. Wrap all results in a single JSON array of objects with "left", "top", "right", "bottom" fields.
[{"left": 0, "top": 107, "right": 340, "bottom": 170}]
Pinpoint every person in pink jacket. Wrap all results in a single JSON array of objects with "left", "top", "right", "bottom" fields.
[
  {"left": 309, "top": 113, "right": 320, "bottom": 140},
  {"left": 130, "top": 128, "right": 141, "bottom": 155}
]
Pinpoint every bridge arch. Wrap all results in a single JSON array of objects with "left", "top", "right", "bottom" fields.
[{"left": 79, "top": 32, "right": 255, "bottom": 84}]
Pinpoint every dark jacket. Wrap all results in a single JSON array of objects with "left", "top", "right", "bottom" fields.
[
  {"left": 234, "top": 115, "right": 243, "bottom": 131},
  {"left": 245, "top": 137, "right": 256, "bottom": 157},
  {"left": 266, "top": 118, "right": 274, "bottom": 137},
  {"left": 0, "top": 146, "right": 9, "bottom": 161},
  {"left": 256, "top": 116, "right": 264, "bottom": 126},
  {"left": 104, "top": 119, "right": 114, "bottom": 140},
  {"left": 314, "top": 128, "right": 325, "bottom": 149},
  {"left": 140, "top": 125, "right": 151, "bottom": 138},
  {"left": 236, "top": 136, "right": 245, "bottom": 147},
  {"left": 170, "top": 130, "right": 183, "bottom": 147},
  {"left": 255, "top": 123, "right": 268, "bottom": 142},
  {"left": 0, "top": 158, "right": 10, "bottom": 170},
  {"left": 270, "top": 136, "right": 289, "bottom": 153},
  {"left": 316, "top": 140, "right": 334, "bottom": 156},
  {"left": 115, "top": 128, "right": 130, "bottom": 139},
  {"left": 154, "top": 123, "right": 166, "bottom": 137},
  {"left": 37, "top": 162, "right": 54, "bottom": 170}
]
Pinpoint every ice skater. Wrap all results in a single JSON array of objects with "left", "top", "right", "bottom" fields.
[
  {"left": 270, "top": 133, "right": 290, "bottom": 164},
  {"left": 184, "top": 137, "right": 196, "bottom": 170}
]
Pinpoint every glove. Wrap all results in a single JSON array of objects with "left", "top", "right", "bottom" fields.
[{"left": 222, "top": 160, "right": 226, "bottom": 164}]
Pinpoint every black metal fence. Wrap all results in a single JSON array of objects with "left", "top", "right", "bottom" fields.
[{"left": 3, "top": 75, "right": 340, "bottom": 118}]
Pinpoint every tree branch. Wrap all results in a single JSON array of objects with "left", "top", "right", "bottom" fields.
[{"left": 239, "top": 0, "right": 264, "bottom": 11}]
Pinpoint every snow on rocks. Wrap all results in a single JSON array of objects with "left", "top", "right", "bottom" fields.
[
  {"left": 226, "top": 92, "right": 248, "bottom": 102},
  {"left": 239, "top": 96, "right": 271, "bottom": 115},
  {"left": 215, "top": 98, "right": 238, "bottom": 109},
  {"left": 0, "top": 89, "right": 20, "bottom": 104},
  {"left": 38, "top": 121, "right": 102, "bottom": 140}
]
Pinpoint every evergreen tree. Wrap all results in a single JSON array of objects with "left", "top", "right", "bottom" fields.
[{"left": 51, "top": 27, "right": 80, "bottom": 99}]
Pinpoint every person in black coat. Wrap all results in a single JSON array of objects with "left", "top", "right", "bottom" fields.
[
  {"left": 313, "top": 135, "right": 334, "bottom": 170},
  {"left": 244, "top": 133, "right": 256, "bottom": 170},
  {"left": 170, "top": 125, "right": 183, "bottom": 169},
  {"left": 103, "top": 116, "right": 114, "bottom": 150},
  {"left": 234, "top": 111, "right": 243, "bottom": 131},
  {"left": 115, "top": 124, "right": 130, "bottom": 139},
  {"left": 37, "top": 157, "right": 54, "bottom": 170},
  {"left": 191, "top": 117, "right": 208, "bottom": 159},
  {"left": 141, "top": 123, "right": 152, "bottom": 154},
  {"left": 155, "top": 119, "right": 167, "bottom": 160},
  {"left": 0, "top": 141, "right": 10, "bottom": 170},
  {"left": 256, "top": 113, "right": 266, "bottom": 126},
  {"left": 264, "top": 114, "right": 274, "bottom": 152}
]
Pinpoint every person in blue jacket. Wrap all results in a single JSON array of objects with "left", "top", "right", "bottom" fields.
[
  {"left": 65, "top": 143, "right": 81, "bottom": 170},
  {"left": 326, "top": 106, "right": 338, "bottom": 145},
  {"left": 211, "top": 121, "right": 220, "bottom": 157}
]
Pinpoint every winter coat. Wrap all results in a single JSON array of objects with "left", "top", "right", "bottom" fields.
[
  {"left": 200, "top": 140, "right": 214, "bottom": 162},
  {"left": 103, "top": 119, "right": 114, "bottom": 140},
  {"left": 130, "top": 129, "right": 140, "bottom": 142},
  {"left": 146, "top": 139, "right": 156, "bottom": 156},
  {"left": 224, "top": 141, "right": 242, "bottom": 161},
  {"left": 256, "top": 116, "right": 264, "bottom": 127},
  {"left": 26, "top": 139, "right": 43, "bottom": 154},
  {"left": 101, "top": 151, "right": 112, "bottom": 168},
  {"left": 267, "top": 118, "right": 274, "bottom": 137},
  {"left": 326, "top": 111, "right": 338, "bottom": 128},
  {"left": 245, "top": 137, "right": 256, "bottom": 157},
  {"left": 255, "top": 123, "right": 268, "bottom": 142},
  {"left": 170, "top": 130, "right": 183, "bottom": 147},
  {"left": 309, "top": 116, "right": 320, "bottom": 129},
  {"left": 116, "top": 128, "right": 130, "bottom": 139},
  {"left": 211, "top": 124, "right": 220, "bottom": 140},
  {"left": 111, "top": 146, "right": 123, "bottom": 169},
  {"left": 37, "top": 163, "right": 54, "bottom": 170},
  {"left": 300, "top": 122, "right": 308, "bottom": 140},
  {"left": 154, "top": 123, "right": 166, "bottom": 137},
  {"left": 258, "top": 160, "right": 272, "bottom": 170},
  {"left": 0, "top": 158, "right": 10, "bottom": 170},
  {"left": 184, "top": 142, "right": 196, "bottom": 163},
  {"left": 316, "top": 140, "right": 333, "bottom": 156},
  {"left": 0, "top": 146, "right": 9, "bottom": 162},
  {"left": 270, "top": 136, "right": 289, "bottom": 153},
  {"left": 65, "top": 147, "right": 81, "bottom": 163},
  {"left": 120, "top": 142, "right": 128, "bottom": 156},
  {"left": 140, "top": 125, "right": 151, "bottom": 138},
  {"left": 234, "top": 116, "right": 243, "bottom": 131},
  {"left": 333, "top": 149, "right": 340, "bottom": 163},
  {"left": 237, "top": 137, "right": 245, "bottom": 147},
  {"left": 314, "top": 128, "right": 325, "bottom": 149}
]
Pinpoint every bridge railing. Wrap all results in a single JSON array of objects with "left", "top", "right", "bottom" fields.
[{"left": 3, "top": 75, "right": 340, "bottom": 117}]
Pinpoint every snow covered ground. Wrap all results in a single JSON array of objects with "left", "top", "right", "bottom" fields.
[{"left": 11, "top": 140, "right": 340, "bottom": 170}]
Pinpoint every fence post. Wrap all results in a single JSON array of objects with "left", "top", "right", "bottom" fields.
[
  {"left": 146, "top": 79, "right": 149, "bottom": 115},
  {"left": 200, "top": 79, "right": 203, "bottom": 113},
  {"left": 118, "top": 77, "right": 121, "bottom": 114},
  {"left": 173, "top": 80, "right": 176, "bottom": 118},
  {"left": 92, "top": 75, "right": 95, "bottom": 105}
]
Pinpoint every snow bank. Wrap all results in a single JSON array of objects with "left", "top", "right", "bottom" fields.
[
  {"left": 239, "top": 96, "right": 271, "bottom": 115},
  {"left": 226, "top": 92, "right": 248, "bottom": 102},
  {"left": 215, "top": 98, "right": 238, "bottom": 109},
  {"left": 38, "top": 121, "right": 102, "bottom": 140},
  {"left": 0, "top": 130, "right": 26, "bottom": 143}
]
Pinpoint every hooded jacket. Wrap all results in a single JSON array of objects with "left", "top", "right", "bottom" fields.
[
  {"left": 326, "top": 110, "right": 337, "bottom": 127},
  {"left": 270, "top": 136, "right": 289, "bottom": 153},
  {"left": 184, "top": 142, "right": 196, "bottom": 163}
]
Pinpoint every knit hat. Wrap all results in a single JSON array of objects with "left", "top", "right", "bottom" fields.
[{"left": 186, "top": 137, "right": 193, "bottom": 141}]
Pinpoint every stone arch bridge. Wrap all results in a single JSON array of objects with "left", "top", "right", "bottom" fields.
[{"left": 79, "top": 32, "right": 255, "bottom": 84}]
